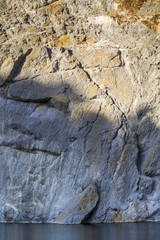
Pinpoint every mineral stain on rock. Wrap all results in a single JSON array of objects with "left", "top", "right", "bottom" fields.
[
  {"left": 56, "top": 184, "right": 99, "bottom": 224},
  {"left": 118, "top": 0, "right": 148, "bottom": 14},
  {"left": 116, "top": 0, "right": 160, "bottom": 33}
]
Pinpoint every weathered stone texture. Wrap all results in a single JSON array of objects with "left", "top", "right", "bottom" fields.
[
  {"left": 56, "top": 183, "right": 99, "bottom": 224},
  {"left": 0, "top": 0, "right": 160, "bottom": 223}
]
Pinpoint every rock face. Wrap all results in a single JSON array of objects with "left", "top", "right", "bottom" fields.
[
  {"left": 0, "top": 0, "right": 160, "bottom": 223},
  {"left": 56, "top": 183, "right": 99, "bottom": 224}
]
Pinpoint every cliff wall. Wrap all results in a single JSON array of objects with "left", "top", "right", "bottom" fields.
[{"left": 0, "top": 0, "right": 160, "bottom": 223}]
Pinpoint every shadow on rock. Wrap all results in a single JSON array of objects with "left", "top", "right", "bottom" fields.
[{"left": 0, "top": 47, "right": 160, "bottom": 223}]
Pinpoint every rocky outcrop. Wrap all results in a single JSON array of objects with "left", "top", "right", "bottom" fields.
[
  {"left": 0, "top": 0, "right": 160, "bottom": 223},
  {"left": 56, "top": 183, "right": 99, "bottom": 224}
]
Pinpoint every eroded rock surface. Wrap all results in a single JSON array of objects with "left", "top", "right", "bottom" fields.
[
  {"left": 56, "top": 183, "right": 99, "bottom": 224},
  {"left": 0, "top": 0, "right": 160, "bottom": 223}
]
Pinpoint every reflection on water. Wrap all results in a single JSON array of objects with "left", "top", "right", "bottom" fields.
[{"left": 0, "top": 223, "right": 160, "bottom": 240}]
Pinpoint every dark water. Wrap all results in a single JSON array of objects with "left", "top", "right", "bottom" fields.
[{"left": 0, "top": 223, "right": 160, "bottom": 240}]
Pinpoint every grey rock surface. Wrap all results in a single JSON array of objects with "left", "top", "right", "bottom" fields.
[
  {"left": 56, "top": 183, "right": 99, "bottom": 224},
  {"left": 0, "top": 0, "right": 160, "bottom": 223}
]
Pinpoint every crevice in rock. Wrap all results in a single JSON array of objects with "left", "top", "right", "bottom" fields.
[
  {"left": 145, "top": 172, "right": 160, "bottom": 178},
  {"left": 37, "top": 0, "right": 60, "bottom": 9},
  {"left": 109, "top": 49, "right": 124, "bottom": 67},
  {"left": 49, "top": 99, "right": 69, "bottom": 113},
  {"left": 111, "top": 119, "right": 123, "bottom": 142},
  {"left": 81, "top": 203, "right": 98, "bottom": 224},
  {"left": 136, "top": 141, "right": 143, "bottom": 174},
  {"left": 84, "top": 105, "right": 101, "bottom": 152},
  {"left": 145, "top": 208, "right": 160, "bottom": 220},
  {"left": 7, "top": 95, "right": 52, "bottom": 104},
  {"left": 81, "top": 190, "right": 100, "bottom": 223},
  {"left": 75, "top": 55, "right": 129, "bottom": 124},
  {"left": 9, "top": 124, "right": 36, "bottom": 138},
  {"left": 46, "top": 47, "right": 52, "bottom": 60},
  {"left": 117, "top": 50, "right": 124, "bottom": 67},
  {"left": 0, "top": 143, "right": 61, "bottom": 157},
  {"left": 82, "top": 186, "right": 101, "bottom": 224},
  {"left": 8, "top": 49, "right": 33, "bottom": 81}
]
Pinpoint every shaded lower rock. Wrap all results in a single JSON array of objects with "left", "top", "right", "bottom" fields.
[
  {"left": 3, "top": 204, "right": 24, "bottom": 223},
  {"left": 56, "top": 183, "right": 99, "bottom": 224}
]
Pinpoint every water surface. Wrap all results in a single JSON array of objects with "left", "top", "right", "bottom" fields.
[{"left": 0, "top": 222, "right": 160, "bottom": 240}]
